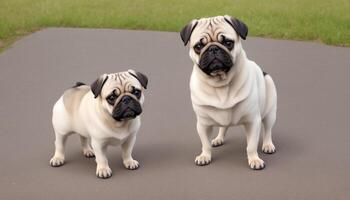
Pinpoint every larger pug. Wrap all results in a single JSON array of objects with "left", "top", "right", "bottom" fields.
[
  {"left": 180, "top": 16, "right": 277, "bottom": 170},
  {"left": 49, "top": 70, "right": 148, "bottom": 178}
]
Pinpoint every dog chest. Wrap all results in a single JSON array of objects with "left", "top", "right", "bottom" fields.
[
  {"left": 193, "top": 91, "right": 260, "bottom": 127},
  {"left": 193, "top": 104, "right": 240, "bottom": 126},
  {"left": 99, "top": 127, "right": 133, "bottom": 143},
  {"left": 105, "top": 136, "right": 127, "bottom": 145}
]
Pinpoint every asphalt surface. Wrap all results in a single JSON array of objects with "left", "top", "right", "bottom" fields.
[{"left": 0, "top": 28, "right": 349, "bottom": 200}]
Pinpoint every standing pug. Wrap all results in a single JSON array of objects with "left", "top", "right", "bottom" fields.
[
  {"left": 49, "top": 70, "right": 148, "bottom": 178},
  {"left": 180, "top": 16, "right": 277, "bottom": 170}
]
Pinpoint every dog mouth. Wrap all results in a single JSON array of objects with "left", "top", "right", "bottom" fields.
[
  {"left": 210, "top": 69, "right": 227, "bottom": 76},
  {"left": 112, "top": 98, "right": 142, "bottom": 121},
  {"left": 207, "top": 59, "right": 231, "bottom": 78},
  {"left": 199, "top": 47, "right": 233, "bottom": 76},
  {"left": 121, "top": 108, "right": 138, "bottom": 120},
  {"left": 113, "top": 107, "right": 142, "bottom": 121}
]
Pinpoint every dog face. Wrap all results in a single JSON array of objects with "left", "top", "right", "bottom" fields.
[
  {"left": 91, "top": 70, "right": 148, "bottom": 121},
  {"left": 180, "top": 15, "right": 248, "bottom": 78}
]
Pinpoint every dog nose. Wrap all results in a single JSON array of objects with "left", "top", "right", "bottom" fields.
[
  {"left": 121, "top": 95, "right": 132, "bottom": 104},
  {"left": 208, "top": 45, "right": 220, "bottom": 53}
]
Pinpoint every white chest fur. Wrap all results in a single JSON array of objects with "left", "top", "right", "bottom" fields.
[{"left": 190, "top": 60, "right": 265, "bottom": 127}]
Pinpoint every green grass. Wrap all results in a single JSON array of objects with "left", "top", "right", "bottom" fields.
[{"left": 0, "top": 0, "right": 350, "bottom": 50}]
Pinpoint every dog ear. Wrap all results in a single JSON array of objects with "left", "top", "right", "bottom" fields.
[
  {"left": 91, "top": 74, "right": 109, "bottom": 98},
  {"left": 128, "top": 70, "right": 148, "bottom": 89},
  {"left": 224, "top": 16, "right": 248, "bottom": 40},
  {"left": 180, "top": 20, "right": 198, "bottom": 46}
]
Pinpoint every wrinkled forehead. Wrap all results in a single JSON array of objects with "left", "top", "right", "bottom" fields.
[
  {"left": 102, "top": 71, "right": 140, "bottom": 95},
  {"left": 191, "top": 16, "right": 238, "bottom": 45}
]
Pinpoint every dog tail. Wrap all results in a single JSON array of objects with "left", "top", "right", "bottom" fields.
[
  {"left": 73, "top": 82, "right": 86, "bottom": 88},
  {"left": 263, "top": 73, "right": 277, "bottom": 115}
]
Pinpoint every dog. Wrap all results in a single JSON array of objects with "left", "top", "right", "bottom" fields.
[
  {"left": 180, "top": 15, "right": 277, "bottom": 170},
  {"left": 49, "top": 70, "right": 148, "bottom": 178}
]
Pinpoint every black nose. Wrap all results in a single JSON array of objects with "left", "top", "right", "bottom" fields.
[
  {"left": 121, "top": 95, "right": 132, "bottom": 104},
  {"left": 208, "top": 45, "right": 220, "bottom": 53}
]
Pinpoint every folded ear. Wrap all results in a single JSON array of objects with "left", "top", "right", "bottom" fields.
[
  {"left": 128, "top": 70, "right": 148, "bottom": 89},
  {"left": 180, "top": 20, "right": 198, "bottom": 46},
  {"left": 91, "top": 74, "right": 109, "bottom": 98},
  {"left": 224, "top": 16, "right": 248, "bottom": 40}
]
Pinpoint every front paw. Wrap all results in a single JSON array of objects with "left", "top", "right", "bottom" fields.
[
  {"left": 262, "top": 143, "right": 276, "bottom": 154},
  {"left": 96, "top": 166, "right": 112, "bottom": 179},
  {"left": 50, "top": 156, "right": 65, "bottom": 167},
  {"left": 211, "top": 137, "right": 224, "bottom": 147},
  {"left": 195, "top": 153, "right": 211, "bottom": 166},
  {"left": 248, "top": 157, "right": 265, "bottom": 170},
  {"left": 124, "top": 159, "right": 140, "bottom": 170}
]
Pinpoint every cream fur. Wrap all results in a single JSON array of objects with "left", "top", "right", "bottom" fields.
[
  {"left": 187, "top": 16, "right": 277, "bottom": 169},
  {"left": 50, "top": 70, "right": 145, "bottom": 178}
]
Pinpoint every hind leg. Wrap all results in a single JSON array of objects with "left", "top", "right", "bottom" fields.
[
  {"left": 262, "top": 108, "right": 276, "bottom": 154},
  {"left": 211, "top": 126, "right": 228, "bottom": 147},
  {"left": 80, "top": 136, "right": 95, "bottom": 158},
  {"left": 50, "top": 131, "right": 69, "bottom": 167}
]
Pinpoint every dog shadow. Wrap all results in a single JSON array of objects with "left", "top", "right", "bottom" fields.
[
  {"left": 55, "top": 139, "right": 185, "bottom": 176},
  {"left": 48, "top": 128, "right": 302, "bottom": 176},
  {"left": 210, "top": 127, "right": 303, "bottom": 169}
]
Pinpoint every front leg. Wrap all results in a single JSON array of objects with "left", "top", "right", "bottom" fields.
[
  {"left": 91, "top": 139, "right": 112, "bottom": 179},
  {"left": 195, "top": 121, "right": 213, "bottom": 166},
  {"left": 121, "top": 133, "right": 139, "bottom": 170},
  {"left": 244, "top": 117, "right": 265, "bottom": 170}
]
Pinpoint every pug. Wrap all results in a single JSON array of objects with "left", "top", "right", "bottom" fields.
[
  {"left": 49, "top": 70, "right": 148, "bottom": 178},
  {"left": 180, "top": 15, "right": 277, "bottom": 170}
]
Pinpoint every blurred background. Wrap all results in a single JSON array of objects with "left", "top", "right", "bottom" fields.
[{"left": 0, "top": 0, "right": 349, "bottom": 51}]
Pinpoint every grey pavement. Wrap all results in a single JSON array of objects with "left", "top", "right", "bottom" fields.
[{"left": 0, "top": 28, "right": 350, "bottom": 200}]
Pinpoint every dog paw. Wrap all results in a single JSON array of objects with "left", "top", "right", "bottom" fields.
[
  {"left": 124, "top": 159, "right": 140, "bottom": 170},
  {"left": 262, "top": 143, "right": 276, "bottom": 154},
  {"left": 83, "top": 149, "right": 95, "bottom": 158},
  {"left": 50, "top": 156, "right": 65, "bottom": 167},
  {"left": 211, "top": 137, "right": 224, "bottom": 147},
  {"left": 96, "top": 166, "right": 112, "bottom": 179},
  {"left": 248, "top": 158, "right": 265, "bottom": 170},
  {"left": 195, "top": 154, "right": 211, "bottom": 166}
]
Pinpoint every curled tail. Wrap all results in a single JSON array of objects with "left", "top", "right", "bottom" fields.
[{"left": 73, "top": 82, "right": 86, "bottom": 88}]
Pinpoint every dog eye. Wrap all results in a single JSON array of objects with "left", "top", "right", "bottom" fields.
[
  {"left": 223, "top": 40, "right": 234, "bottom": 50},
  {"left": 106, "top": 93, "right": 118, "bottom": 105},
  {"left": 131, "top": 87, "right": 142, "bottom": 99},
  {"left": 194, "top": 42, "right": 204, "bottom": 54},
  {"left": 133, "top": 89, "right": 141, "bottom": 99}
]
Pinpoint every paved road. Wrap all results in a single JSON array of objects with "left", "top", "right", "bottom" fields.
[{"left": 0, "top": 28, "right": 349, "bottom": 200}]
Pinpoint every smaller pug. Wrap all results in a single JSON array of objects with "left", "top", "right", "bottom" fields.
[{"left": 49, "top": 70, "right": 148, "bottom": 179}]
